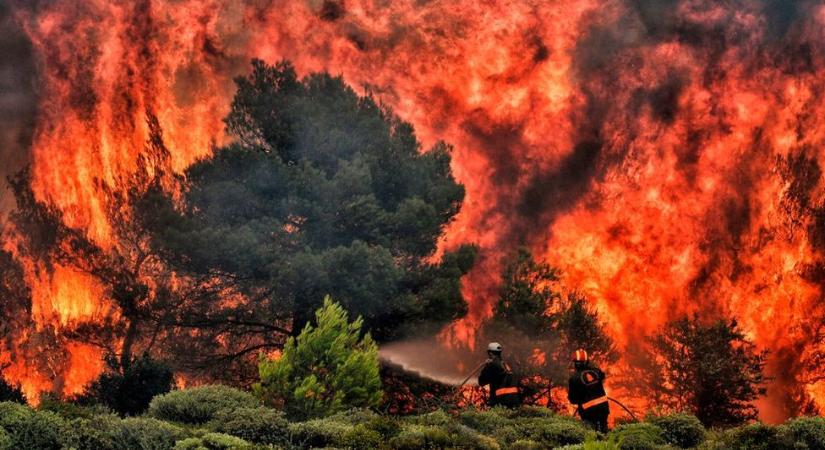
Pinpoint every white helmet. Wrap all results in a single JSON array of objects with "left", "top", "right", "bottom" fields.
[{"left": 487, "top": 342, "right": 503, "bottom": 353}]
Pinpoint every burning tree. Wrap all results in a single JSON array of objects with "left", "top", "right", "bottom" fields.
[
  {"left": 1, "top": 59, "right": 475, "bottom": 390},
  {"left": 623, "top": 316, "right": 768, "bottom": 427}
]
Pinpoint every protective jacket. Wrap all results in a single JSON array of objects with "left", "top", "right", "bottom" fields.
[
  {"left": 478, "top": 358, "right": 520, "bottom": 407},
  {"left": 568, "top": 363, "right": 610, "bottom": 430}
]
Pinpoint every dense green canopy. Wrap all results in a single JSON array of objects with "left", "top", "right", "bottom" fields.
[{"left": 145, "top": 59, "right": 475, "bottom": 343}]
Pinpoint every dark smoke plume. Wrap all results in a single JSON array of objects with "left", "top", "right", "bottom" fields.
[{"left": 0, "top": 0, "right": 37, "bottom": 216}]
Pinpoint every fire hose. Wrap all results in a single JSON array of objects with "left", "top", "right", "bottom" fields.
[
  {"left": 606, "top": 397, "right": 638, "bottom": 421},
  {"left": 457, "top": 362, "right": 639, "bottom": 422},
  {"left": 571, "top": 397, "right": 638, "bottom": 422},
  {"left": 458, "top": 361, "right": 488, "bottom": 387}
]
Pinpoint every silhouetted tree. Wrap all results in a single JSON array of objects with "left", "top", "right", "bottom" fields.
[
  {"left": 76, "top": 354, "right": 173, "bottom": 416},
  {"left": 0, "top": 366, "right": 25, "bottom": 404},
  {"left": 624, "top": 316, "right": 768, "bottom": 427}
]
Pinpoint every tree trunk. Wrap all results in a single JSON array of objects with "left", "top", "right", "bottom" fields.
[{"left": 120, "top": 319, "right": 139, "bottom": 370}]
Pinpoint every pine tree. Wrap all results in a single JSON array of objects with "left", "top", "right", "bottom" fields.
[
  {"left": 624, "top": 316, "right": 768, "bottom": 427},
  {"left": 254, "top": 296, "right": 382, "bottom": 419}
]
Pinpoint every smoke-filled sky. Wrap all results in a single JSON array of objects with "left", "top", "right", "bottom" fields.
[
  {"left": 3, "top": 0, "right": 825, "bottom": 421},
  {"left": 0, "top": 0, "right": 36, "bottom": 215}
]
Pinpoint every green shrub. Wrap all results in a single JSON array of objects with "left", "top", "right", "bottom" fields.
[
  {"left": 148, "top": 385, "right": 259, "bottom": 424},
  {"left": 723, "top": 422, "right": 790, "bottom": 450},
  {"left": 254, "top": 298, "right": 382, "bottom": 419},
  {"left": 173, "top": 432, "right": 254, "bottom": 450},
  {"left": 339, "top": 423, "right": 383, "bottom": 450},
  {"left": 491, "top": 425, "right": 525, "bottom": 446},
  {"left": 324, "top": 408, "right": 381, "bottom": 425},
  {"left": 506, "top": 416, "right": 590, "bottom": 447},
  {"left": 779, "top": 416, "right": 825, "bottom": 450},
  {"left": 37, "top": 393, "right": 113, "bottom": 419},
  {"left": 172, "top": 438, "right": 207, "bottom": 450},
  {"left": 459, "top": 408, "right": 513, "bottom": 434},
  {"left": 59, "top": 414, "right": 121, "bottom": 450},
  {"left": 0, "top": 429, "right": 10, "bottom": 450},
  {"left": 610, "top": 423, "right": 665, "bottom": 450},
  {"left": 208, "top": 406, "right": 289, "bottom": 445},
  {"left": 511, "top": 406, "right": 556, "bottom": 419},
  {"left": 0, "top": 401, "right": 30, "bottom": 428},
  {"left": 362, "top": 414, "right": 402, "bottom": 438},
  {"left": 510, "top": 440, "right": 542, "bottom": 450},
  {"left": 529, "top": 420, "right": 590, "bottom": 447},
  {"left": 288, "top": 418, "right": 352, "bottom": 448},
  {"left": 457, "top": 425, "right": 501, "bottom": 450},
  {"left": 114, "top": 417, "right": 185, "bottom": 450},
  {"left": 0, "top": 403, "right": 65, "bottom": 450},
  {"left": 404, "top": 409, "right": 454, "bottom": 427},
  {"left": 388, "top": 424, "right": 454, "bottom": 450},
  {"left": 647, "top": 413, "right": 706, "bottom": 448}
]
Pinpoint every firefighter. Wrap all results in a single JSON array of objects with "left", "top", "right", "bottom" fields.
[
  {"left": 477, "top": 342, "right": 521, "bottom": 407},
  {"left": 567, "top": 349, "right": 610, "bottom": 432}
]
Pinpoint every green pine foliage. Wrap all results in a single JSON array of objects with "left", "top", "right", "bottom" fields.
[{"left": 254, "top": 297, "right": 382, "bottom": 419}]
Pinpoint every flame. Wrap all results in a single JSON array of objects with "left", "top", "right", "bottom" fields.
[{"left": 2, "top": 0, "right": 825, "bottom": 420}]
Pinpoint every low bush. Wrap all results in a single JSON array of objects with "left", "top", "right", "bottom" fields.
[
  {"left": 0, "top": 401, "right": 30, "bottom": 428},
  {"left": 530, "top": 420, "right": 590, "bottom": 447},
  {"left": 59, "top": 414, "right": 121, "bottom": 450},
  {"left": 362, "top": 414, "right": 402, "bottom": 438},
  {"left": 458, "top": 408, "right": 513, "bottom": 434},
  {"left": 148, "top": 385, "right": 260, "bottom": 424},
  {"left": 778, "top": 416, "right": 825, "bottom": 450},
  {"left": 511, "top": 406, "right": 557, "bottom": 419},
  {"left": 288, "top": 418, "right": 352, "bottom": 448},
  {"left": 209, "top": 406, "right": 289, "bottom": 445},
  {"left": 404, "top": 409, "right": 453, "bottom": 427},
  {"left": 173, "top": 432, "right": 255, "bottom": 450},
  {"left": 510, "top": 440, "right": 542, "bottom": 450},
  {"left": 507, "top": 416, "right": 591, "bottom": 447},
  {"left": 38, "top": 393, "right": 113, "bottom": 419},
  {"left": 0, "top": 429, "right": 10, "bottom": 450},
  {"left": 721, "top": 422, "right": 789, "bottom": 450},
  {"left": 610, "top": 422, "right": 665, "bottom": 450},
  {"left": 0, "top": 402, "right": 65, "bottom": 450},
  {"left": 325, "top": 407, "right": 382, "bottom": 425},
  {"left": 647, "top": 413, "right": 706, "bottom": 448},
  {"left": 114, "top": 417, "right": 185, "bottom": 450},
  {"left": 339, "top": 423, "right": 383, "bottom": 450},
  {"left": 388, "top": 424, "right": 454, "bottom": 449}
]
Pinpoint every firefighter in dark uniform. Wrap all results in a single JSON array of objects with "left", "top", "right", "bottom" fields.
[
  {"left": 567, "top": 349, "right": 609, "bottom": 432},
  {"left": 477, "top": 342, "right": 521, "bottom": 407}
]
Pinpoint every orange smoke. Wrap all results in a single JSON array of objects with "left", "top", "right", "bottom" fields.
[{"left": 3, "top": 0, "right": 825, "bottom": 420}]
